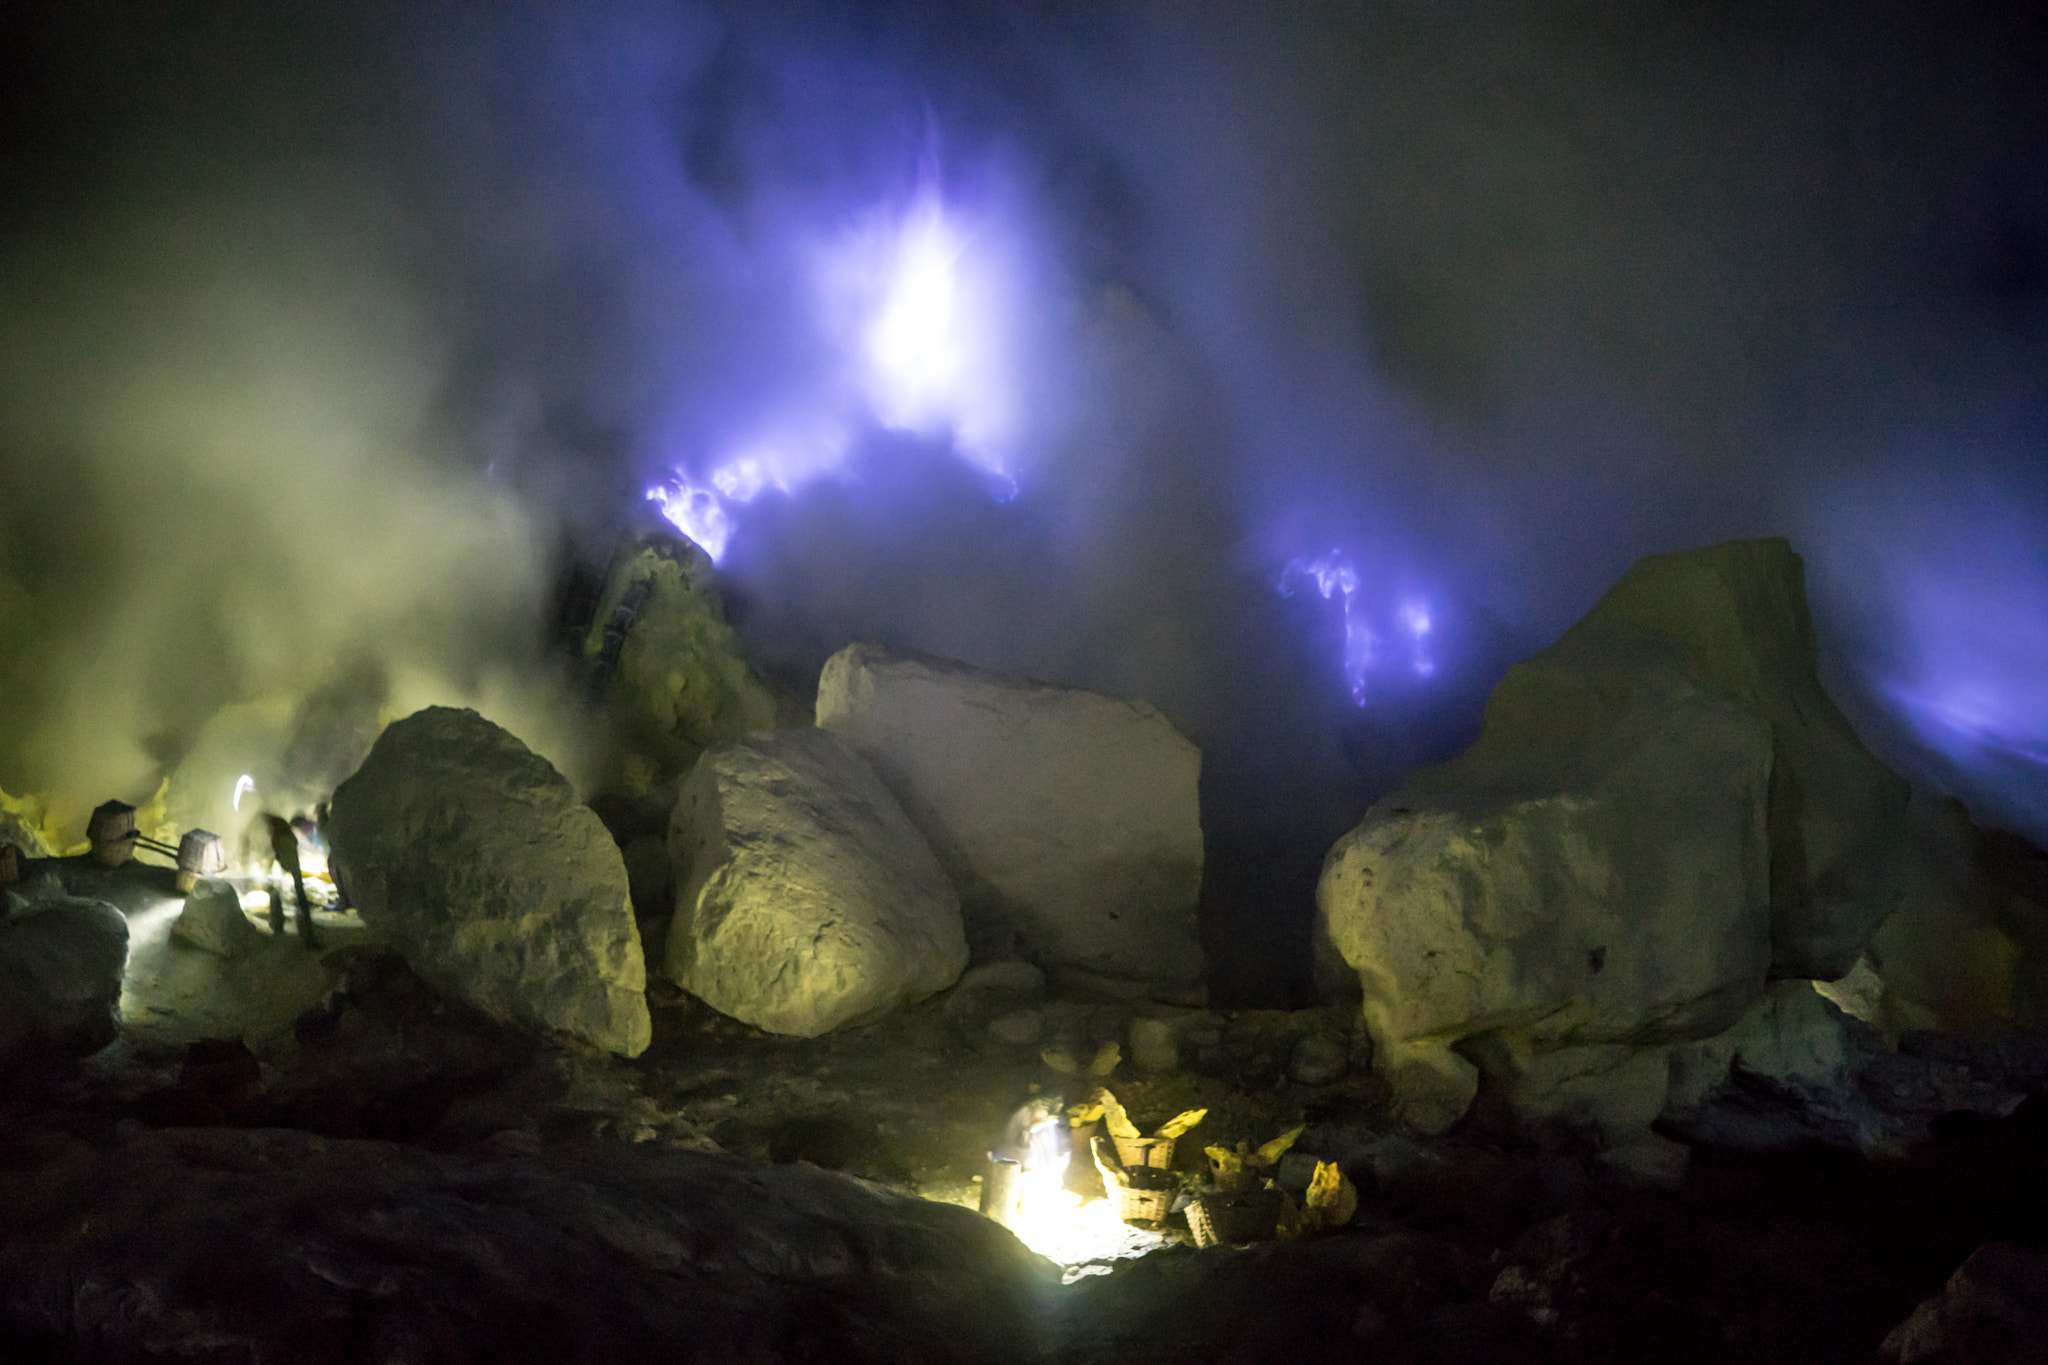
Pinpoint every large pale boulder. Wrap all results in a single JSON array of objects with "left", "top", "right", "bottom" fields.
[
  {"left": 666, "top": 729, "right": 968, "bottom": 1037},
  {"left": 1537, "top": 538, "right": 1908, "bottom": 977},
  {"left": 816, "top": 644, "right": 1205, "bottom": 1003},
  {"left": 1320, "top": 669, "right": 1775, "bottom": 1057},
  {"left": 0, "top": 896, "right": 129, "bottom": 1069},
  {"left": 327, "top": 707, "right": 651, "bottom": 1057},
  {"left": 1320, "top": 539, "right": 1898, "bottom": 1134}
]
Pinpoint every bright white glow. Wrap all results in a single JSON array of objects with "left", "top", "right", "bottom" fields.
[
  {"left": 646, "top": 477, "right": 735, "bottom": 562},
  {"left": 231, "top": 774, "right": 255, "bottom": 812},
  {"left": 646, "top": 155, "right": 1029, "bottom": 562},
  {"left": 816, "top": 164, "right": 1020, "bottom": 475},
  {"left": 866, "top": 191, "right": 967, "bottom": 433},
  {"left": 1004, "top": 1172, "right": 1172, "bottom": 1283},
  {"left": 710, "top": 454, "right": 780, "bottom": 503},
  {"left": 1401, "top": 600, "right": 1436, "bottom": 677}
]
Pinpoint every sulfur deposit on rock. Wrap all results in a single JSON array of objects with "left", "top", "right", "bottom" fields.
[
  {"left": 583, "top": 532, "right": 780, "bottom": 784},
  {"left": 0, "top": 803, "right": 52, "bottom": 861},
  {"left": 816, "top": 643, "right": 1205, "bottom": 1004},
  {"left": 0, "top": 896, "right": 128, "bottom": 1070},
  {"left": 1318, "top": 538, "right": 1905, "bottom": 1139},
  {"left": 666, "top": 728, "right": 968, "bottom": 1037},
  {"left": 327, "top": 707, "right": 651, "bottom": 1057}
]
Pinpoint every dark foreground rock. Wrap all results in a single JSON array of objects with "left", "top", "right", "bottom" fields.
[
  {"left": 1882, "top": 1241, "right": 2048, "bottom": 1365},
  {"left": 0, "top": 1125, "right": 1056, "bottom": 1365},
  {"left": 0, "top": 897, "right": 127, "bottom": 1072}
]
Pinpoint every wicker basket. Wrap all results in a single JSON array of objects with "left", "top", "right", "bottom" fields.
[
  {"left": 1110, "top": 1166, "right": 1178, "bottom": 1223},
  {"left": 1113, "top": 1134, "right": 1177, "bottom": 1170},
  {"left": 1187, "top": 1188, "right": 1283, "bottom": 1248},
  {"left": 1092, "top": 1137, "right": 1179, "bottom": 1224}
]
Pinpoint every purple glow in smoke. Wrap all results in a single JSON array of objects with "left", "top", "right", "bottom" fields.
[
  {"left": 650, "top": 162, "right": 1022, "bottom": 563},
  {"left": 646, "top": 476, "right": 736, "bottom": 562},
  {"left": 1279, "top": 551, "right": 1444, "bottom": 703}
]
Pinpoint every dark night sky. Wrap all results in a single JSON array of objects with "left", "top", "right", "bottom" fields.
[{"left": 3, "top": 3, "right": 2045, "bottom": 954}]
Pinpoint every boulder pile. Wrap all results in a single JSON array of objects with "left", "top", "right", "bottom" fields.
[{"left": 1317, "top": 538, "right": 1912, "bottom": 1151}]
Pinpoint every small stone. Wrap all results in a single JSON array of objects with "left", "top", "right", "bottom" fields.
[
  {"left": 1130, "top": 1018, "right": 1179, "bottom": 1072},
  {"left": 1380, "top": 1039, "right": 1479, "bottom": 1135},
  {"left": 1813, "top": 956, "right": 1883, "bottom": 1023},
  {"left": 1289, "top": 1033, "right": 1350, "bottom": 1086},
  {"left": 172, "top": 878, "right": 266, "bottom": 958},
  {"left": 989, "top": 1010, "right": 1044, "bottom": 1046},
  {"left": 948, "top": 960, "right": 1048, "bottom": 1008},
  {"left": 1599, "top": 1135, "right": 1690, "bottom": 1187}
]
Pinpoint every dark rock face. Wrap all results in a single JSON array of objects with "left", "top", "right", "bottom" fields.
[
  {"left": 0, "top": 1127, "right": 1056, "bottom": 1365},
  {"left": 0, "top": 896, "right": 127, "bottom": 1071},
  {"left": 1882, "top": 1241, "right": 2048, "bottom": 1364},
  {"left": 327, "top": 706, "right": 652, "bottom": 1057}
]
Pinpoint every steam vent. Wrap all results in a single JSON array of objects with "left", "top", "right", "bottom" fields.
[{"left": 3, "top": 5, "right": 2046, "bottom": 1361}]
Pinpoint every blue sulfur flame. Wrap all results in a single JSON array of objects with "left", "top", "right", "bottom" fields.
[
  {"left": 647, "top": 158, "right": 1018, "bottom": 564},
  {"left": 1278, "top": 550, "right": 1440, "bottom": 704}
]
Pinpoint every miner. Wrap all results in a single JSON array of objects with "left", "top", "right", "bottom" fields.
[{"left": 261, "top": 813, "right": 318, "bottom": 949}]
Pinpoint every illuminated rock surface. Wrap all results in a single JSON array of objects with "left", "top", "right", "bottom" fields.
[
  {"left": 0, "top": 807, "right": 51, "bottom": 860},
  {"left": 0, "top": 895, "right": 127, "bottom": 1070},
  {"left": 1319, "top": 675, "right": 1775, "bottom": 1062},
  {"left": 169, "top": 877, "right": 265, "bottom": 957},
  {"left": 817, "top": 643, "right": 1205, "bottom": 1003},
  {"left": 666, "top": 728, "right": 968, "bottom": 1036},
  {"left": 1319, "top": 538, "right": 1909, "bottom": 1138},
  {"left": 584, "top": 532, "right": 781, "bottom": 782},
  {"left": 327, "top": 706, "right": 652, "bottom": 1057}
]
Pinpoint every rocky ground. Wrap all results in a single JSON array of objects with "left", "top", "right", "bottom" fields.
[{"left": 4, "top": 867, "right": 2048, "bottom": 1363}]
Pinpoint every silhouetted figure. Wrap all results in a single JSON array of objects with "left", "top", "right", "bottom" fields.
[
  {"left": 993, "top": 1095, "right": 1068, "bottom": 1175},
  {"left": 262, "top": 813, "right": 317, "bottom": 949}
]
